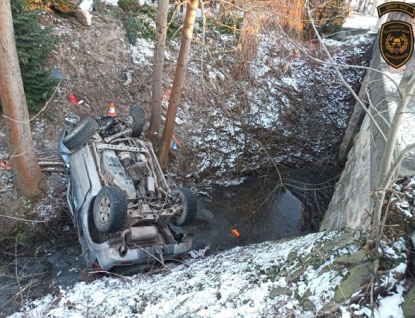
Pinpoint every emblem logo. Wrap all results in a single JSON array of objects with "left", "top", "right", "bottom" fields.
[{"left": 380, "top": 21, "right": 414, "bottom": 69}]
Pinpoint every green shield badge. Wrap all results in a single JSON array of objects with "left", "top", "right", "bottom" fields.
[{"left": 380, "top": 21, "right": 414, "bottom": 69}]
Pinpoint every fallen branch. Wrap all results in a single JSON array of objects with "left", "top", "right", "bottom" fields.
[
  {"left": 0, "top": 214, "right": 46, "bottom": 223},
  {"left": 38, "top": 160, "right": 64, "bottom": 167},
  {"left": 40, "top": 167, "right": 64, "bottom": 173}
]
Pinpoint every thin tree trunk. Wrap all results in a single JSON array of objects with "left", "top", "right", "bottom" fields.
[
  {"left": 357, "top": 0, "right": 366, "bottom": 12},
  {"left": 157, "top": 0, "right": 199, "bottom": 169},
  {"left": 369, "top": 73, "right": 415, "bottom": 243},
  {"left": 233, "top": 7, "right": 260, "bottom": 78},
  {"left": 147, "top": 0, "right": 169, "bottom": 142},
  {"left": 0, "top": 0, "right": 46, "bottom": 200}
]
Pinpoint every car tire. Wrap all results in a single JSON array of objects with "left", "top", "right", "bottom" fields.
[
  {"left": 63, "top": 117, "right": 98, "bottom": 150},
  {"left": 170, "top": 188, "right": 197, "bottom": 226},
  {"left": 130, "top": 105, "right": 146, "bottom": 138},
  {"left": 93, "top": 186, "right": 127, "bottom": 233}
]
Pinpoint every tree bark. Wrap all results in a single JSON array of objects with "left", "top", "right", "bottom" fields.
[
  {"left": 147, "top": 0, "right": 169, "bottom": 142},
  {"left": 233, "top": 6, "right": 260, "bottom": 78},
  {"left": 157, "top": 0, "right": 199, "bottom": 169},
  {"left": 0, "top": 0, "right": 46, "bottom": 200}
]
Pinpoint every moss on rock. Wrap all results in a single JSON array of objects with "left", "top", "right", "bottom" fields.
[
  {"left": 402, "top": 285, "right": 415, "bottom": 318},
  {"left": 333, "top": 263, "right": 375, "bottom": 303}
]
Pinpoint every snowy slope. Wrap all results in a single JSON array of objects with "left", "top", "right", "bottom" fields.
[{"left": 8, "top": 230, "right": 410, "bottom": 318}]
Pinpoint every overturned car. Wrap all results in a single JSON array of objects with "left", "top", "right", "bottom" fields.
[{"left": 59, "top": 106, "right": 197, "bottom": 274}]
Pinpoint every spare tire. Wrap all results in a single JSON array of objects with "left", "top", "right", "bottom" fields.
[
  {"left": 63, "top": 117, "right": 98, "bottom": 150},
  {"left": 170, "top": 188, "right": 197, "bottom": 226},
  {"left": 130, "top": 105, "right": 146, "bottom": 138},
  {"left": 93, "top": 186, "right": 127, "bottom": 233}
]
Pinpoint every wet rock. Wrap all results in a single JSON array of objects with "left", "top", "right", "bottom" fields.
[
  {"left": 268, "top": 287, "right": 287, "bottom": 299},
  {"left": 296, "top": 290, "right": 316, "bottom": 312},
  {"left": 334, "top": 250, "right": 369, "bottom": 266},
  {"left": 402, "top": 285, "right": 415, "bottom": 318},
  {"left": 333, "top": 263, "right": 375, "bottom": 303},
  {"left": 286, "top": 264, "right": 305, "bottom": 282},
  {"left": 75, "top": 9, "right": 92, "bottom": 27},
  {"left": 301, "top": 298, "right": 316, "bottom": 312}
]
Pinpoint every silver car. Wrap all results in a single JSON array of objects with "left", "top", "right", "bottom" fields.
[{"left": 59, "top": 106, "right": 196, "bottom": 274}]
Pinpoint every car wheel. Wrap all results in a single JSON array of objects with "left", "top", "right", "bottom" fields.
[
  {"left": 63, "top": 117, "right": 98, "bottom": 150},
  {"left": 93, "top": 186, "right": 127, "bottom": 233},
  {"left": 170, "top": 188, "right": 197, "bottom": 226},
  {"left": 130, "top": 105, "right": 146, "bottom": 138}
]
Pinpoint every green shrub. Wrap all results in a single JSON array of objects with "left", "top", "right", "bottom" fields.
[
  {"left": 4, "top": 0, "right": 59, "bottom": 112},
  {"left": 118, "top": 0, "right": 142, "bottom": 13},
  {"left": 124, "top": 14, "right": 155, "bottom": 43},
  {"left": 216, "top": 14, "right": 243, "bottom": 35},
  {"left": 117, "top": 2, "right": 157, "bottom": 44}
]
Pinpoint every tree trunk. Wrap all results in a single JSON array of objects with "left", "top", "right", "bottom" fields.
[
  {"left": 157, "top": 0, "right": 199, "bottom": 169},
  {"left": 147, "top": 0, "right": 169, "bottom": 142},
  {"left": 233, "top": 6, "right": 260, "bottom": 78},
  {"left": 0, "top": 0, "right": 46, "bottom": 200},
  {"left": 356, "top": 0, "right": 366, "bottom": 12}
]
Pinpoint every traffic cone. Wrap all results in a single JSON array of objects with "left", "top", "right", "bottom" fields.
[{"left": 108, "top": 103, "right": 116, "bottom": 117}]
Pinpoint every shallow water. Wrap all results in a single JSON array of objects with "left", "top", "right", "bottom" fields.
[{"left": 177, "top": 177, "right": 305, "bottom": 253}]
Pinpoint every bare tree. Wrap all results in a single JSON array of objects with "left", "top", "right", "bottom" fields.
[
  {"left": 0, "top": 0, "right": 46, "bottom": 200},
  {"left": 147, "top": 0, "right": 169, "bottom": 142},
  {"left": 158, "top": 0, "right": 199, "bottom": 169}
]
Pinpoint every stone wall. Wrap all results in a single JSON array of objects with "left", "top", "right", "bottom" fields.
[{"left": 321, "top": 13, "right": 415, "bottom": 231}]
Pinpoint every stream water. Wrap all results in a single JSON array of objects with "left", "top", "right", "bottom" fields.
[{"left": 181, "top": 177, "right": 305, "bottom": 253}]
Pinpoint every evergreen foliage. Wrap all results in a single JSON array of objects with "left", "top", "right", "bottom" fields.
[
  {"left": 117, "top": 1, "right": 156, "bottom": 44},
  {"left": 116, "top": 2, "right": 179, "bottom": 44},
  {"left": 2, "top": 0, "right": 58, "bottom": 111}
]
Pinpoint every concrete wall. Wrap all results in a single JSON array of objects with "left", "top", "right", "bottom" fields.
[{"left": 321, "top": 14, "right": 415, "bottom": 231}]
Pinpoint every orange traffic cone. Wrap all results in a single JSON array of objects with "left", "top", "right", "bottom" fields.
[{"left": 108, "top": 103, "right": 116, "bottom": 117}]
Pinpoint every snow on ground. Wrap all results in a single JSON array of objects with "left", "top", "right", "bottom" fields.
[
  {"left": 184, "top": 27, "right": 374, "bottom": 180},
  {"left": 131, "top": 38, "right": 155, "bottom": 67},
  {"left": 8, "top": 230, "right": 410, "bottom": 318},
  {"left": 343, "top": 12, "right": 379, "bottom": 29},
  {"left": 71, "top": 2, "right": 375, "bottom": 182},
  {"left": 79, "top": 0, "right": 93, "bottom": 11}
]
